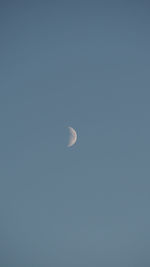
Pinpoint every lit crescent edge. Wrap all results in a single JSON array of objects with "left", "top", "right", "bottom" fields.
[{"left": 68, "top": 127, "right": 77, "bottom": 147}]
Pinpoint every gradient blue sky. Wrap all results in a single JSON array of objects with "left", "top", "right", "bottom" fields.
[{"left": 0, "top": 1, "right": 150, "bottom": 266}]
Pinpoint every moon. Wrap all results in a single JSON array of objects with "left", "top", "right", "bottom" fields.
[{"left": 67, "top": 127, "right": 77, "bottom": 147}]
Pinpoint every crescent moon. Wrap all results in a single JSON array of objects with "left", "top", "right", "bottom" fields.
[{"left": 68, "top": 127, "right": 77, "bottom": 147}]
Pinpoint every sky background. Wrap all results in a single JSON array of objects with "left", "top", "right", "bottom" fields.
[{"left": 0, "top": 0, "right": 150, "bottom": 266}]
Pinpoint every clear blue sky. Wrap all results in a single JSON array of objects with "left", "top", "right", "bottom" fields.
[{"left": 0, "top": 1, "right": 150, "bottom": 266}]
